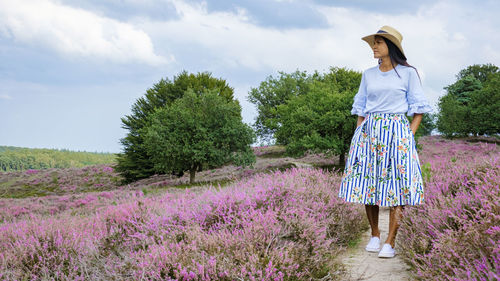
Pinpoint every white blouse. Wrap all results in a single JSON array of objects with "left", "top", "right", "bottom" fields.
[{"left": 351, "top": 64, "right": 433, "bottom": 117}]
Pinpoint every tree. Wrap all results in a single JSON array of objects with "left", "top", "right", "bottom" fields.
[
  {"left": 274, "top": 67, "right": 362, "bottom": 166},
  {"left": 437, "top": 63, "right": 499, "bottom": 137},
  {"left": 456, "top": 63, "right": 499, "bottom": 83},
  {"left": 144, "top": 89, "right": 256, "bottom": 184},
  {"left": 469, "top": 72, "right": 500, "bottom": 136},
  {"left": 436, "top": 93, "right": 471, "bottom": 137},
  {"left": 247, "top": 70, "right": 319, "bottom": 145},
  {"left": 443, "top": 75, "right": 482, "bottom": 105},
  {"left": 116, "top": 71, "right": 235, "bottom": 183}
]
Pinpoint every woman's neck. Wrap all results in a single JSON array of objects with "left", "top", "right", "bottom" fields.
[{"left": 379, "top": 59, "right": 397, "bottom": 71}]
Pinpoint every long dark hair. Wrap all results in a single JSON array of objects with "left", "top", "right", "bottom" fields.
[{"left": 376, "top": 35, "right": 422, "bottom": 84}]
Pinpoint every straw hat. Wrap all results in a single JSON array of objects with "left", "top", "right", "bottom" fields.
[{"left": 362, "top": 25, "right": 405, "bottom": 57}]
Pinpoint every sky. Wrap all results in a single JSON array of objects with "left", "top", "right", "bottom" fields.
[{"left": 1, "top": 0, "right": 499, "bottom": 153}]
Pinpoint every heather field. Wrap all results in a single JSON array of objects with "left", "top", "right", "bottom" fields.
[
  {"left": 397, "top": 136, "right": 499, "bottom": 281},
  {"left": 0, "top": 136, "right": 498, "bottom": 280},
  {"left": 0, "top": 167, "right": 366, "bottom": 280}
]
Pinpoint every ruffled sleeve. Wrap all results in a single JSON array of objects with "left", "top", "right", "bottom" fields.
[
  {"left": 351, "top": 71, "right": 367, "bottom": 117},
  {"left": 406, "top": 68, "right": 432, "bottom": 117}
]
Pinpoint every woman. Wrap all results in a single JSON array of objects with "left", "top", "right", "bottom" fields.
[{"left": 338, "top": 25, "right": 432, "bottom": 258}]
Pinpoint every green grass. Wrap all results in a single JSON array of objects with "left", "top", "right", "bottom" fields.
[
  {"left": 347, "top": 234, "right": 364, "bottom": 249},
  {"left": 141, "top": 178, "right": 236, "bottom": 196}
]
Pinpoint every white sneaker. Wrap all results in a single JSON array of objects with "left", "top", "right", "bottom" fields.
[
  {"left": 365, "top": 236, "right": 380, "bottom": 252},
  {"left": 378, "top": 243, "right": 396, "bottom": 258}
]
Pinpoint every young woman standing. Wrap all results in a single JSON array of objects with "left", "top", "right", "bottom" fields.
[{"left": 338, "top": 25, "right": 432, "bottom": 258}]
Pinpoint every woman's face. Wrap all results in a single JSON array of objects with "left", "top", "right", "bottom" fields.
[{"left": 372, "top": 36, "right": 389, "bottom": 59}]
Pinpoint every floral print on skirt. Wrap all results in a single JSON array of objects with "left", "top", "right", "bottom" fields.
[{"left": 338, "top": 112, "right": 425, "bottom": 206}]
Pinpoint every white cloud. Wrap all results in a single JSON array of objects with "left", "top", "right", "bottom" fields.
[
  {"left": 0, "top": 0, "right": 169, "bottom": 65},
  {"left": 135, "top": 0, "right": 499, "bottom": 111},
  {"left": 139, "top": 0, "right": 348, "bottom": 73}
]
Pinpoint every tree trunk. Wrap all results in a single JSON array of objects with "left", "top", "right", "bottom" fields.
[
  {"left": 339, "top": 152, "right": 346, "bottom": 167},
  {"left": 189, "top": 165, "right": 196, "bottom": 184}
]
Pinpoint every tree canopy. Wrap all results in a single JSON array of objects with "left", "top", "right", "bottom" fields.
[
  {"left": 116, "top": 71, "right": 239, "bottom": 183},
  {"left": 144, "top": 89, "right": 256, "bottom": 183},
  {"left": 248, "top": 66, "right": 362, "bottom": 165},
  {"left": 437, "top": 63, "right": 499, "bottom": 137},
  {"left": 247, "top": 70, "right": 319, "bottom": 144}
]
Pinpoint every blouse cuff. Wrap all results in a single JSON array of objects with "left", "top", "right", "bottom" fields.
[
  {"left": 351, "top": 106, "right": 366, "bottom": 117},
  {"left": 407, "top": 103, "right": 432, "bottom": 117}
]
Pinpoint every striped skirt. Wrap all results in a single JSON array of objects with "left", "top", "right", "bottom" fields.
[{"left": 338, "top": 112, "right": 425, "bottom": 206}]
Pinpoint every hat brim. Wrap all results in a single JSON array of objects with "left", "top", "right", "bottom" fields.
[{"left": 362, "top": 33, "right": 406, "bottom": 57}]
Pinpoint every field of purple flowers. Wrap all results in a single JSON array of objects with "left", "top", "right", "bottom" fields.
[
  {"left": 398, "top": 136, "right": 499, "bottom": 281},
  {"left": 0, "top": 167, "right": 366, "bottom": 280},
  {"left": 0, "top": 136, "right": 498, "bottom": 280}
]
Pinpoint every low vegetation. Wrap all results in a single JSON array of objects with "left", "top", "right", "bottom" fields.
[
  {"left": 398, "top": 137, "right": 499, "bottom": 280},
  {"left": 0, "top": 146, "right": 116, "bottom": 172}
]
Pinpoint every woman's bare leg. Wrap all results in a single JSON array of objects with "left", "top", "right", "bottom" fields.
[
  {"left": 386, "top": 205, "right": 405, "bottom": 248},
  {"left": 365, "top": 205, "right": 380, "bottom": 238}
]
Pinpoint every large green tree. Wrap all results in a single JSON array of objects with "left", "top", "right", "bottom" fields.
[
  {"left": 143, "top": 89, "right": 256, "bottom": 184},
  {"left": 436, "top": 93, "right": 471, "bottom": 137},
  {"left": 437, "top": 63, "right": 499, "bottom": 137},
  {"left": 116, "top": 71, "right": 235, "bottom": 183},
  {"left": 247, "top": 70, "right": 319, "bottom": 144},
  {"left": 273, "top": 67, "right": 361, "bottom": 165},
  {"left": 469, "top": 72, "right": 500, "bottom": 136}
]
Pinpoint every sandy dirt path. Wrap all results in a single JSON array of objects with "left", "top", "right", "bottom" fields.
[{"left": 338, "top": 207, "right": 414, "bottom": 281}]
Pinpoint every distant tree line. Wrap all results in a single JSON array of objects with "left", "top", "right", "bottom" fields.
[{"left": 0, "top": 146, "right": 116, "bottom": 172}]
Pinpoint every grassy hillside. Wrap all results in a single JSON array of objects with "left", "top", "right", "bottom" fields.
[{"left": 0, "top": 145, "right": 116, "bottom": 171}]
